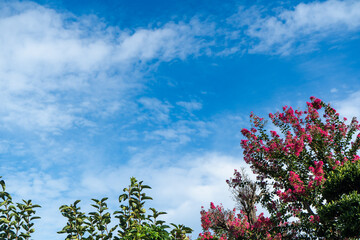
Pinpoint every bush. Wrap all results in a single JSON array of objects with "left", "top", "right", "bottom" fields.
[
  {"left": 0, "top": 177, "right": 40, "bottom": 240},
  {"left": 0, "top": 176, "right": 192, "bottom": 240}
]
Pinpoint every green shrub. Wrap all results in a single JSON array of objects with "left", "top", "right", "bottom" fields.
[
  {"left": 0, "top": 177, "right": 40, "bottom": 240},
  {"left": 0, "top": 176, "right": 192, "bottom": 240}
]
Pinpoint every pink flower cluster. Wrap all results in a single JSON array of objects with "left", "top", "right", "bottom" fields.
[
  {"left": 309, "top": 161, "right": 326, "bottom": 186},
  {"left": 309, "top": 215, "right": 320, "bottom": 223},
  {"left": 199, "top": 203, "right": 283, "bottom": 240},
  {"left": 289, "top": 171, "right": 305, "bottom": 194},
  {"left": 198, "top": 231, "right": 216, "bottom": 239}
]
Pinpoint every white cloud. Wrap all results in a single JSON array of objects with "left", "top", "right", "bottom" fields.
[
  {"left": 334, "top": 90, "right": 360, "bottom": 119},
  {"left": 0, "top": 1, "right": 210, "bottom": 133},
  {"left": 177, "top": 100, "right": 203, "bottom": 112},
  {"left": 5, "top": 170, "right": 69, "bottom": 201},
  {"left": 138, "top": 97, "right": 173, "bottom": 123},
  {"left": 231, "top": 0, "right": 360, "bottom": 55},
  {"left": 150, "top": 128, "right": 192, "bottom": 144},
  {"left": 115, "top": 19, "right": 209, "bottom": 62},
  {"left": 144, "top": 119, "right": 210, "bottom": 146}
]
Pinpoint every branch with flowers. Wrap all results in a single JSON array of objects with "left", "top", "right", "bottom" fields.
[{"left": 198, "top": 97, "right": 360, "bottom": 239}]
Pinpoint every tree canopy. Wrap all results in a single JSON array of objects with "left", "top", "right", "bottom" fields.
[{"left": 199, "top": 97, "right": 360, "bottom": 239}]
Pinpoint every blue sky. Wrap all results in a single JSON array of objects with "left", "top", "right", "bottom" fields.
[{"left": 1, "top": 0, "right": 360, "bottom": 239}]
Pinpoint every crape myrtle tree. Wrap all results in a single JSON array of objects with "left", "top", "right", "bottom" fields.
[
  {"left": 0, "top": 176, "right": 192, "bottom": 239},
  {"left": 198, "top": 97, "right": 360, "bottom": 239}
]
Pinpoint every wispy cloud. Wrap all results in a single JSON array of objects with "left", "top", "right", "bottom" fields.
[
  {"left": 115, "top": 19, "right": 211, "bottom": 62},
  {"left": 334, "top": 90, "right": 360, "bottom": 119},
  {"left": 177, "top": 100, "right": 203, "bottom": 112},
  {"left": 137, "top": 97, "right": 173, "bottom": 123},
  {"left": 144, "top": 119, "right": 210, "bottom": 146},
  {"left": 229, "top": 0, "right": 360, "bottom": 55},
  {"left": 0, "top": 1, "right": 211, "bottom": 133}
]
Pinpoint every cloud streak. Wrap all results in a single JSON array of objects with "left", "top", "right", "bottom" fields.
[{"left": 229, "top": 0, "right": 360, "bottom": 55}]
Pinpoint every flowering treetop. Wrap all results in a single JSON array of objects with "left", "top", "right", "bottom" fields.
[{"left": 199, "top": 97, "right": 360, "bottom": 239}]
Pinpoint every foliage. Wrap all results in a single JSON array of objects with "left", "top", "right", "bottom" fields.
[
  {"left": 319, "top": 160, "right": 360, "bottom": 238},
  {"left": 0, "top": 176, "right": 41, "bottom": 240},
  {"left": 58, "top": 176, "right": 192, "bottom": 240},
  {"left": 0, "top": 176, "right": 192, "bottom": 239},
  {"left": 198, "top": 97, "right": 360, "bottom": 239}
]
